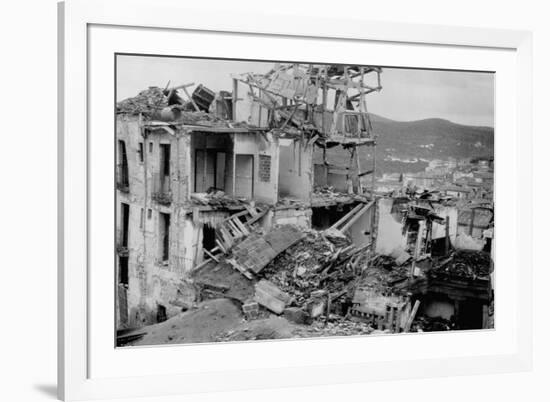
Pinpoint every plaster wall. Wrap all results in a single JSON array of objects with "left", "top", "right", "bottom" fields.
[
  {"left": 271, "top": 208, "right": 312, "bottom": 229},
  {"left": 116, "top": 117, "right": 199, "bottom": 328},
  {"left": 278, "top": 140, "right": 313, "bottom": 201},
  {"left": 347, "top": 204, "right": 374, "bottom": 247},
  {"left": 233, "top": 132, "right": 279, "bottom": 204},
  {"left": 431, "top": 205, "right": 459, "bottom": 245},
  {"left": 374, "top": 198, "right": 407, "bottom": 255}
]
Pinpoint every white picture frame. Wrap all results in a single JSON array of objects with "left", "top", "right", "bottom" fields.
[{"left": 58, "top": 0, "right": 533, "bottom": 400}]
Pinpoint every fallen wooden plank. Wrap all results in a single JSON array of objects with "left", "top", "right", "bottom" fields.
[
  {"left": 245, "top": 208, "right": 268, "bottom": 226},
  {"left": 215, "top": 238, "right": 227, "bottom": 254},
  {"left": 203, "top": 248, "right": 219, "bottom": 263},
  {"left": 339, "top": 201, "right": 375, "bottom": 233},
  {"left": 193, "top": 257, "right": 214, "bottom": 271},
  {"left": 116, "top": 332, "right": 146, "bottom": 346},
  {"left": 328, "top": 202, "right": 365, "bottom": 231},
  {"left": 232, "top": 217, "right": 250, "bottom": 235},
  {"left": 404, "top": 300, "right": 421, "bottom": 332},
  {"left": 245, "top": 205, "right": 258, "bottom": 217},
  {"left": 227, "top": 258, "right": 253, "bottom": 280}
]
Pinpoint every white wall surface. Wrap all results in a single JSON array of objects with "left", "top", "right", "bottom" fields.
[{"left": 0, "top": 0, "right": 547, "bottom": 401}]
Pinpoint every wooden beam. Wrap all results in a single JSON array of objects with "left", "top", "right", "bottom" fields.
[
  {"left": 232, "top": 152, "right": 236, "bottom": 197},
  {"left": 404, "top": 300, "right": 421, "bottom": 332},
  {"left": 328, "top": 202, "right": 365, "bottom": 231},
  {"left": 203, "top": 249, "right": 219, "bottom": 263},
  {"left": 339, "top": 201, "right": 375, "bottom": 233}
]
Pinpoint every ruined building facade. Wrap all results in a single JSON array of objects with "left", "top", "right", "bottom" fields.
[
  {"left": 116, "top": 64, "right": 382, "bottom": 329},
  {"left": 116, "top": 63, "right": 493, "bottom": 332}
]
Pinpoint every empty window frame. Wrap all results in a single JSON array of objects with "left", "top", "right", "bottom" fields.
[
  {"left": 194, "top": 150, "right": 227, "bottom": 192},
  {"left": 159, "top": 144, "right": 171, "bottom": 193},
  {"left": 120, "top": 202, "right": 130, "bottom": 248},
  {"left": 159, "top": 212, "right": 170, "bottom": 262},
  {"left": 138, "top": 142, "right": 144, "bottom": 162},
  {"left": 117, "top": 140, "right": 129, "bottom": 190},
  {"left": 118, "top": 256, "right": 129, "bottom": 286}
]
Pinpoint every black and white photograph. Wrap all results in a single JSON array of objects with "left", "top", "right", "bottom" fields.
[
  {"left": 7, "top": 0, "right": 550, "bottom": 400},
  {"left": 115, "top": 55, "right": 494, "bottom": 347}
]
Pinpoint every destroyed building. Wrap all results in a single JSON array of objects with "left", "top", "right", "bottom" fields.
[
  {"left": 116, "top": 64, "right": 383, "bottom": 328},
  {"left": 115, "top": 63, "right": 494, "bottom": 341}
]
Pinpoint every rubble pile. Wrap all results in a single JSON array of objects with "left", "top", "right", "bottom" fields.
[
  {"left": 170, "top": 110, "right": 250, "bottom": 128},
  {"left": 311, "top": 186, "right": 369, "bottom": 207},
  {"left": 260, "top": 230, "right": 363, "bottom": 307},
  {"left": 364, "top": 255, "right": 410, "bottom": 287},
  {"left": 117, "top": 86, "right": 249, "bottom": 128},
  {"left": 116, "top": 87, "right": 169, "bottom": 115},
  {"left": 413, "top": 316, "right": 454, "bottom": 332},
  {"left": 430, "top": 249, "right": 492, "bottom": 280},
  {"left": 190, "top": 190, "right": 251, "bottom": 207},
  {"left": 295, "top": 315, "right": 376, "bottom": 337}
]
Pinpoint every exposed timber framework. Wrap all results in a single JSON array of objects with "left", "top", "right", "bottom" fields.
[{"left": 232, "top": 63, "right": 382, "bottom": 198}]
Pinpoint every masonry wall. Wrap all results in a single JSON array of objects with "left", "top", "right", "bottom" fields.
[
  {"left": 374, "top": 197, "right": 408, "bottom": 255},
  {"left": 116, "top": 116, "right": 198, "bottom": 329},
  {"left": 431, "top": 205, "right": 458, "bottom": 244},
  {"left": 278, "top": 140, "right": 314, "bottom": 201},
  {"left": 116, "top": 118, "right": 286, "bottom": 329},
  {"left": 270, "top": 207, "right": 312, "bottom": 229},
  {"left": 348, "top": 204, "right": 375, "bottom": 247},
  {"left": 233, "top": 132, "right": 279, "bottom": 204}
]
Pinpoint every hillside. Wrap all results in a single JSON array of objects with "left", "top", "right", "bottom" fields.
[{"left": 315, "top": 114, "right": 494, "bottom": 175}]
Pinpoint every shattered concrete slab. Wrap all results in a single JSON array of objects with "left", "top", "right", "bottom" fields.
[{"left": 254, "top": 280, "right": 293, "bottom": 314}]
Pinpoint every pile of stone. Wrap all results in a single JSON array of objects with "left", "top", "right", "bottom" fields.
[
  {"left": 260, "top": 230, "right": 362, "bottom": 306},
  {"left": 430, "top": 249, "right": 492, "bottom": 280},
  {"left": 116, "top": 87, "right": 168, "bottom": 116}
]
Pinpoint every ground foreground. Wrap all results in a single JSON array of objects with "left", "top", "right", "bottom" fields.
[{"left": 126, "top": 298, "right": 381, "bottom": 346}]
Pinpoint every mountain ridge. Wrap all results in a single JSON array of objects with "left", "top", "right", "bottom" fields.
[
  {"left": 368, "top": 113, "right": 494, "bottom": 132},
  {"left": 317, "top": 112, "right": 494, "bottom": 175}
]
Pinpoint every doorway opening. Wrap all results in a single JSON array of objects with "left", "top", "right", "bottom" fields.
[{"left": 202, "top": 224, "right": 217, "bottom": 251}]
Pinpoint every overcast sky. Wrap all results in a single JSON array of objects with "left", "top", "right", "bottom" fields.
[{"left": 117, "top": 55, "right": 494, "bottom": 127}]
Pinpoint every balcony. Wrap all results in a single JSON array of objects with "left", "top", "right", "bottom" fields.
[
  {"left": 116, "top": 163, "right": 130, "bottom": 193},
  {"left": 152, "top": 173, "right": 172, "bottom": 205}
]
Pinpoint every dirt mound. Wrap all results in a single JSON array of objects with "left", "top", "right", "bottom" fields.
[
  {"left": 192, "top": 261, "right": 255, "bottom": 303},
  {"left": 132, "top": 298, "right": 244, "bottom": 346},
  {"left": 216, "top": 316, "right": 296, "bottom": 342}
]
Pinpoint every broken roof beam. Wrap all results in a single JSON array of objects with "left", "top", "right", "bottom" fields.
[
  {"left": 347, "top": 87, "right": 383, "bottom": 100},
  {"left": 238, "top": 76, "right": 310, "bottom": 104},
  {"left": 324, "top": 80, "right": 380, "bottom": 91}
]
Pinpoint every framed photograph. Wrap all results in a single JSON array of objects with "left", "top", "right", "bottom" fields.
[{"left": 58, "top": 0, "right": 533, "bottom": 400}]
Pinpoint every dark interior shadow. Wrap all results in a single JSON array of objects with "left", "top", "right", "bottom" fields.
[{"left": 34, "top": 384, "right": 57, "bottom": 399}]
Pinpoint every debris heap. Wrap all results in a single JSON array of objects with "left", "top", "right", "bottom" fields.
[
  {"left": 261, "top": 230, "right": 364, "bottom": 307},
  {"left": 430, "top": 249, "right": 492, "bottom": 280}
]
